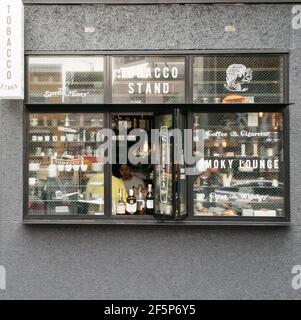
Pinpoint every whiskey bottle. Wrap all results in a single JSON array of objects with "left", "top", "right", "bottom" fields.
[
  {"left": 139, "top": 116, "right": 146, "bottom": 130},
  {"left": 116, "top": 188, "right": 126, "bottom": 215},
  {"left": 126, "top": 188, "right": 137, "bottom": 215},
  {"left": 136, "top": 184, "right": 145, "bottom": 215},
  {"left": 133, "top": 117, "right": 138, "bottom": 129},
  {"left": 145, "top": 184, "right": 154, "bottom": 215},
  {"left": 126, "top": 117, "right": 132, "bottom": 130}
]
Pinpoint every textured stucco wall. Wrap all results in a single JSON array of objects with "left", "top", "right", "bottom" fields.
[{"left": 1, "top": 4, "right": 301, "bottom": 299}]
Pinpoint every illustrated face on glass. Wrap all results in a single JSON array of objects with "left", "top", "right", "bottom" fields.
[{"left": 193, "top": 55, "right": 285, "bottom": 104}]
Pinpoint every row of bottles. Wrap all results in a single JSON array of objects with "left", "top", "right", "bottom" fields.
[
  {"left": 112, "top": 115, "right": 150, "bottom": 131},
  {"left": 30, "top": 114, "right": 104, "bottom": 128},
  {"left": 193, "top": 113, "right": 281, "bottom": 130},
  {"left": 116, "top": 184, "right": 154, "bottom": 215}
]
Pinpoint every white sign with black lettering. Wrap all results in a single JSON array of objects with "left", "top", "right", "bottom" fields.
[{"left": 0, "top": 0, "right": 24, "bottom": 100}]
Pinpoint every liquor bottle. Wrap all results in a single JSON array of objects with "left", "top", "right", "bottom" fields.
[
  {"left": 112, "top": 116, "right": 117, "bottom": 130},
  {"left": 82, "top": 129, "right": 86, "bottom": 142},
  {"left": 126, "top": 188, "right": 137, "bottom": 215},
  {"left": 117, "top": 116, "right": 125, "bottom": 131},
  {"left": 136, "top": 184, "right": 145, "bottom": 215},
  {"left": 116, "top": 188, "right": 126, "bottom": 215},
  {"left": 139, "top": 116, "right": 146, "bottom": 130},
  {"left": 133, "top": 117, "right": 138, "bottom": 129},
  {"left": 193, "top": 116, "right": 200, "bottom": 129},
  {"left": 96, "top": 130, "right": 102, "bottom": 142},
  {"left": 149, "top": 169, "right": 154, "bottom": 181},
  {"left": 133, "top": 186, "right": 137, "bottom": 198},
  {"left": 127, "top": 117, "right": 132, "bottom": 130},
  {"left": 145, "top": 184, "right": 154, "bottom": 215}
]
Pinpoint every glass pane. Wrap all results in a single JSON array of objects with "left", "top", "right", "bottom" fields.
[
  {"left": 110, "top": 113, "right": 154, "bottom": 216},
  {"left": 28, "top": 113, "right": 106, "bottom": 216},
  {"left": 154, "top": 114, "right": 174, "bottom": 216},
  {"left": 193, "top": 55, "right": 285, "bottom": 104},
  {"left": 28, "top": 57, "right": 104, "bottom": 104},
  {"left": 176, "top": 111, "right": 187, "bottom": 216},
  {"left": 192, "top": 112, "right": 285, "bottom": 218},
  {"left": 112, "top": 56, "right": 185, "bottom": 104}
]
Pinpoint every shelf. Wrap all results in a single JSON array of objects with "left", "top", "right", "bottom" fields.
[
  {"left": 78, "top": 199, "right": 104, "bottom": 205},
  {"left": 30, "top": 126, "right": 104, "bottom": 131},
  {"left": 29, "top": 140, "right": 103, "bottom": 144},
  {"left": 193, "top": 67, "right": 282, "bottom": 72},
  {"left": 193, "top": 93, "right": 282, "bottom": 97},
  {"left": 193, "top": 186, "right": 283, "bottom": 191}
]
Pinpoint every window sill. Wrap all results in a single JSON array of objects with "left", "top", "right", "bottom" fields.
[{"left": 22, "top": 217, "right": 290, "bottom": 226}]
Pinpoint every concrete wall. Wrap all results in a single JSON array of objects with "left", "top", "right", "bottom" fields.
[{"left": 1, "top": 3, "right": 301, "bottom": 299}]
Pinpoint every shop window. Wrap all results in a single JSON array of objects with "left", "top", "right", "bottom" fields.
[
  {"left": 191, "top": 112, "right": 285, "bottom": 218},
  {"left": 28, "top": 57, "right": 104, "bottom": 104},
  {"left": 112, "top": 56, "right": 185, "bottom": 104},
  {"left": 193, "top": 55, "right": 285, "bottom": 104},
  {"left": 25, "top": 107, "right": 289, "bottom": 223},
  {"left": 24, "top": 52, "right": 289, "bottom": 224},
  {"left": 28, "top": 113, "right": 106, "bottom": 216}
]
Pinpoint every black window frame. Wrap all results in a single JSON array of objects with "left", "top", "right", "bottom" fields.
[{"left": 23, "top": 50, "right": 291, "bottom": 226}]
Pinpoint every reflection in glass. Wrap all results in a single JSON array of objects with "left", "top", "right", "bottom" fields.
[
  {"left": 112, "top": 56, "right": 185, "bottom": 104},
  {"left": 28, "top": 57, "right": 104, "bottom": 104},
  {"left": 193, "top": 55, "right": 284, "bottom": 104},
  {"left": 192, "top": 112, "right": 284, "bottom": 217},
  {"left": 28, "top": 113, "right": 106, "bottom": 215}
]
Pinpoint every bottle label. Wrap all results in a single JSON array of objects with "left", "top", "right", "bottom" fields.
[
  {"left": 146, "top": 200, "right": 154, "bottom": 209},
  {"left": 116, "top": 204, "right": 126, "bottom": 214},
  {"left": 55, "top": 206, "right": 69, "bottom": 213},
  {"left": 126, "top": 203, "right": 137, "bottom": 214}
]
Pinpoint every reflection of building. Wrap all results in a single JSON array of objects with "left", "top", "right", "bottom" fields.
[
  {"left": 29, "top": 58, "right": 104, "bottom": 104},
  {"left": 112, "top": 57, "right": 185, "bottom": 103},
  {"left": 193, "top": 56, "right": 283, "bottom": 103},
  {"left": 29, "top": 63, "right": 62, "bottom": 103}
]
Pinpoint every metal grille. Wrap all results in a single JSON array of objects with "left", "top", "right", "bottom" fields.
[
  {"left": 28, "top": 113, "right": 106, "bottom": 216},
  {"left": 193, "top": 55, "right": 285, "bottom": 104},
  {"left": 112, "top": 56, "right": 185, "bottom": 104},
  {"left": 192, "top": 112, "right": 285, "bottom": 217},
  {"left": 28, "top": 57, "right": 104, "bottom": 104}
]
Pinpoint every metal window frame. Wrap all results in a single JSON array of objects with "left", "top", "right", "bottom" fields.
[
  {"left": 186, "top": 103, "right": 290, "bottom": 225},
  {"left": 23, "top": 50, "right": 291, "bottom": 226},
  {"left": 25, "top": 50, "right": 289, "bottom": 104}
]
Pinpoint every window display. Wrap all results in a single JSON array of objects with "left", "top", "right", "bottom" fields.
[
  {"left": 191, "top": 112, "right": 285, "bottom": 217},
  {"left": 110, "top": 112, "right": 175, "bottom": 218},
  {"left": 28, "top": 113, "right": 106, "bottom": 215},
  {"left": 28, "top": 56, "right": 104, "bottom": 104},
  {"left": 110, "top": 113, "right": 154, "bottom": 216}
]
